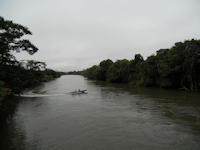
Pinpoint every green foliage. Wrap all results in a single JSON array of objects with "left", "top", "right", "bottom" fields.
[
  {"left": 44, "top": 75, "right": 51, "bottom": 82},
  {"left": 106, "top": 59, "right": 129, "bottom": 83},
  {"left": 137, "top": 55, "right": 158, "bottom": 86},
  {"left": 66, "top": 71, "right": 80, "bottom": 75},
  {"left": 84, "top": 65, "right": 98, "bottom": 79},
  {"left": 128, "top": 54, "right": 144, "bottom": 84},
  {"left": 156, "top": 49, "right": 172, "bottom": 87},
  {"left": 81, "top": 39, "right": 200, "bottom": 91},
  {"left": 0, "top": 80, "right": 12, "bottom": 112},
  {"left": 182, "top": 39, "right": 200, "bottom": 90},
  {"left": 0, "top": 64, "right": 63, "bottom": 94},
  {"left": 0, "top": 16, "right": 38, "bottom": 65},
  {"left": 0, "top": 81, "right": 11, "bottom": 101},
  {"left": 26, "top": 60, "right": 46, "bottom": 71},
  {"left": 0, "top": 16, "right": 66, "bottom": 112},
  {"left": 94, "top": 67, "right": 104, "bottom": 80},
  {"left": 95, "top": 59, "right": 113, "bottom": 81}
]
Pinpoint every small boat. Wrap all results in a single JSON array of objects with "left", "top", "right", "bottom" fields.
[{"left": 69, "top": 89, "right": 87, "bottom": 94}]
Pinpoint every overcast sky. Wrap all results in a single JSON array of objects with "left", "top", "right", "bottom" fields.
[{"left": 1, "top": 0, "right": 200, "bottom": 72}]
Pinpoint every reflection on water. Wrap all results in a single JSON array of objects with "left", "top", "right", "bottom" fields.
[{"left": 1, "top": 75, "right": 200, "bottom": 149}]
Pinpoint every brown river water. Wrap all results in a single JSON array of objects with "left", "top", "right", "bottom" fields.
[{"left": 1, "top": 75, "right": 200, "bottom": 149}]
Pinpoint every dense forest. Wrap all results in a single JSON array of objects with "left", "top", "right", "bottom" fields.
[
  {"left": 0, "top": 16, "right": 65, "bottom": 112},
  {"left": 78, "top": 39, "right": 200, "bottom": 91}
]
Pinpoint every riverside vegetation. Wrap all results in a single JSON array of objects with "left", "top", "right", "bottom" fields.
[
  {"left": 1, "top": 16, "right": 200, "bottom": 114},
  {"left": 76, "top": 39, "right": 200, "bottom": 91},
  {"left": 0, "top": 16, "right": 66, "bottom": 113}
]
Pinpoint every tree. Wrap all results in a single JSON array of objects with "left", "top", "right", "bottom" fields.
[
  {"left": 0, "top": 16, "right": 38, "bottom": 65},
  {"left": 0, "top": 81, "right": 11, "bottom": 102},
  {"left": 167, "top": 42, "right": 185, "bottom": 88},
  {"left": 0, "top": 16, "right": 39, "bottom": 93},
  {"left": 94, "top": 59, "right": 113, "bottom": 81},
  {"left": 155, "top": 49, "right": 173, "bottom": 87},
  {"left": 81, "top": 39, "right": 200, "bottom": 91},
  {"left": 182, "top": 39, "right": 200, "bottom": 90},
  {"left": 107, "top": 59, "right": 129, "bottom": 83},
  {"left": 138, "top": 55, "right": 158, "bottom": 86},
  {"left": 26, "top": 60, "right": 46, "bottom": 71},
  {"left": 84, "top": 65, "right": 98, "bottom": 79},
  {"left": 128, "top": 54, "right": 144, "bottom": 84}
]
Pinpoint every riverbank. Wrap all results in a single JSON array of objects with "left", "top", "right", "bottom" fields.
[
  {"left": 72, "top": 39, "right": 200, "bottom": 91},
  {"left": 0, "top": 73, "right": 65, "bottom": 115}
]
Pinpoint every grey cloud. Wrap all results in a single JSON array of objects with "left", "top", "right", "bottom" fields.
[{"left": 1, "top": 0, "right": 200, "bottom": 71}]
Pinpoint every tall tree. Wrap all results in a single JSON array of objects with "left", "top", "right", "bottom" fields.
[
  {"left": 107, "top": 59, "right": 129, "bottom": 83},
  {"left": 26, "top": 60, "right": 46, "bottom": 71},
  {"left": 155, "top": 49, "right": 172, "bottom": 87},
  {"left": 94, "top": 59, "right": 113, "bottom": 81},
  {"left": 128, "top": 54, "right": 144, "bottom": 84},
  {"left": 0, "top": 16, "right": 38, "bottom": 65},
  {"left": 0, "top": 16, "right": 39, "bottom": 95},
  {"left": 138, "top": 55, "right": 158, "bottom": 86},
  {"left": 182, "top": 39, "right": 200, "bottom": 90}
]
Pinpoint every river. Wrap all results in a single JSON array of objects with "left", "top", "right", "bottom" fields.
[{"left": 1, "top": 75, "right": 200, "bottom": 150}]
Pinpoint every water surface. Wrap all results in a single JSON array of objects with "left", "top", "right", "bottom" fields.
[{"left": 1, "top": 75, "right": 200, "bottom": 149}]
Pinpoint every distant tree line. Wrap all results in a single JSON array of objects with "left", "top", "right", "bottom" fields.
[
  {"left": 0, "top": 16, "right": 66, "bottom": 112},
  {"left": 66, "top": 71, "right": 82, "bottom": 75},
  {"left": 78, "top": 39, "right": 200, "bottom": 91}
]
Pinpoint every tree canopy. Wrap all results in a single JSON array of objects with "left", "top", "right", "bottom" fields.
[
  {"left": 0, "top": 16, "right": 38, "bottom": 65},
  {"left": 79, "top": 39, "right": 200, "bottom": 91},
  {"left": 0, "top": 16, "right": 65, "bottom": 112}
]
